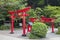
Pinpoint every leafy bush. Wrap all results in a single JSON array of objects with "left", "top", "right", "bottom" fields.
[
  {"left": 56, "top": 27, "right": 60, "bottom": 34},
  {"left": 55, "top": 18, "right": 60, "bottom": 28},
  {"left": 27, "top": 7, "right": 43, "bottom": 18},
  {"left": 43, "top": 5, "right": 60, "bottom": 18},
  {"left": 0, "top": 25, "right": 10, "bottom": 30},
  {"left": 28, "top": 22, "right": 47, "bottom": 39}
]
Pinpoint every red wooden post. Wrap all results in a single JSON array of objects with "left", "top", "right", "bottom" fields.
[
  {"left": 11, "top": 16, "right": 14, "bottom": 34},
  {"left": 22, "top": 12, "right": 26, "bottom": 36},
  {"left": 51, "top": 22, "right": 54, "bottom": 33},
  {"left": 51, "top": 19, "right": 54, "bottom": 33},
  {"left": 8, "top": 11, "right": 15, "bottom": 34}
]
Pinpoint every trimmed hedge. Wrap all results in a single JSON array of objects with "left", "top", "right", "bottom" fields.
[{"left": 28, "top": 22, "right": 47, "bottom": 39}]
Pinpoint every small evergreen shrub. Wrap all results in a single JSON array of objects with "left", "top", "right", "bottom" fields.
[
  {"left": 28, "top": 22, "right": 47, "bottom": 39},
  {"left": 0, "top": 25, "right": 10, "bottom": 30},
  {"left": 56, "top": 27, "right": 60, "bottom": 34}
]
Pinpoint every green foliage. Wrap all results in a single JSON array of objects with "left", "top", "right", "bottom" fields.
[
  {"left": 55, "top": 17, "right": 60, "bottom": 28},
  {"left": 28, "top": 22, "right": 47, "bottom": 39},
  {"left": 56, "top": 27, "right": 60, "bottom": 34},
  {"left": 55, "top": 17, "right": 60, "bottom": 23},
  {"left": 43, "top": 5, "right": 60, "bottom": 18},
  {"left": 0, "top": 0, "right": 27, "bottom": 10},
  {"left": 0, "top": 25, "right": 10, "bottom": 30},
  {"left": 27, "top": 9, "right": 37, "bottom": 18},
  {"left": 35, "top": 7, "right": 43, "bottom": 18},
  {"left": 28, "top": 7, "right": 43, "bottom": 18},
  {"left": 27, "top": 8, "right": 38, "bottom": 21}
]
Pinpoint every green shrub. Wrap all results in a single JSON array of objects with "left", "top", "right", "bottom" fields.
[
  {"left": 56, "top": 27, "right": 60, "bottom": 34},
  {"left": 55, "top": 18, "right": 60, "bottom": 28},
  {"left": 0, "top": 25, "right": 10, "bottom": 30},
  {"left": 28, "top": 22, "right": 47, "bottom": 39}
]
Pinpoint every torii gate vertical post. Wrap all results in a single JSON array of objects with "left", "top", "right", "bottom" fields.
[
  {"left": 22, "top": 12, "right": 26, "bottom": 36},
  {"left": 8, "top": 11, "right": 15, "bottom": 34},
  {"left": 51, "top": 22, "right": 54, "bottom": 33},
  {"left": 51, "top": 19, "right": 54, "bottom": 33}
]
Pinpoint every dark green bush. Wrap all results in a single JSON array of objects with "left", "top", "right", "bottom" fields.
[
  {"left": 28, "top": 22, "right": 47, "bottom": 39},
  {"left": 0, "top": 25, "right": 10, "bottom": 30},
  {"left": 56, "top": 27, "right": 60, "bottom": 34}
]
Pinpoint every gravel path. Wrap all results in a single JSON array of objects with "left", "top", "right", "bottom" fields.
[{"left": 0, "top": 28, "right": 60, "bottom": 40}]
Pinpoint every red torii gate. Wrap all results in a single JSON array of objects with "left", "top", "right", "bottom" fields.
[
  {"left": 8, "top": 6, "right": 31, "bottom": 36},
  {"left": 40, "top": 16, "right": 55, "bottom": 33}
]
